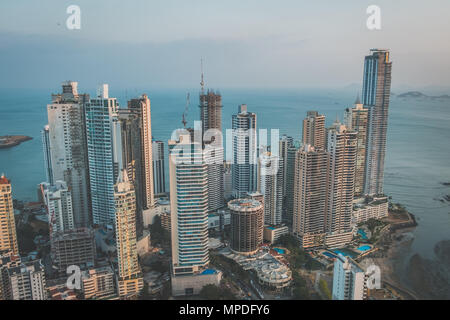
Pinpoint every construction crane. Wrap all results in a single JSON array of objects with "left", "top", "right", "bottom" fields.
[{"left": 182, "top": 92, "right": 190, "bottom": 128}]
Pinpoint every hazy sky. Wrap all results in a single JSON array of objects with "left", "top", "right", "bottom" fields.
[{"left": 1, "top": 0, "right": 449, "bottom": 90}]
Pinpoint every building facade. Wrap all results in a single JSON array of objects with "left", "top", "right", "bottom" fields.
[
  {"left": 152, "top": 140, "right": 166, "bottom": 196},
  {"left": 302, "top": 111, "right": 326, "bottom": 150},
  {"left": 362, "top": 49, "right": 392, "bottom": 196},
  {"left": 332, "top": 254, "right": 367, "bottom": 300},
  {"left": 0, "top": 175, "right": 18, "bottom": 255},
  {"left": 258, "top": 152, "right": 283, "bottom": 226}
]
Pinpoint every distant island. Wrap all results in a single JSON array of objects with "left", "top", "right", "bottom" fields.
[
  {"left": 0, "top": 135, "right": 33, "bottom": 149},
  {"left": 397, "top": 91, "right": 450, "bottom": 100}
]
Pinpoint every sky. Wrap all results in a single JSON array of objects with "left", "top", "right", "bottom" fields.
[{"left": 0, "top": 0, "right": 449, "bottom": 91}]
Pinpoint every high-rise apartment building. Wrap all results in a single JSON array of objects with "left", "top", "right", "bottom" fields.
[
  {"left": 279, "top": 135, "right": 293, "bottom": 221},
  {"left": 86, "top": 84, "right": 122, "bottom": 226},
  {"left": 169, "top": 134, "right": 209, "bottom": 276},
  {"left": 223, "top": 161, "right": 232, "bottom": 200},
  {"left": 292, "top": 145, "right": 330, "bottom": 248},
  {"left": 232, "top": 104, "right": 258, "bottom": 198},
  {"left": 114, "top": 170, "right": 143, "bottom": 298},
  {"left": 344, "top": 98, "right": 369, "bottom": 196},
  {"left": 127, "top": 95, "right": 155, "bottom": 209},
  {"left": 362, "top": 49, "right": 392, "bottom": 196},
  {"left": 152, "top": 140, "right": 166, "bottom": 196},
  {"left": 284, "top": 140, "right": 301, "bottom": 226},
  {"left": 46, "top": 81, "right": 91, "bottom": 228},
  {"left": 0, "top": 175, "right": 19, "bottom": 255},
  {"left": 204, "top": 143, "right": 224, "bottom": 211},
  {"left": 200, "top": 90, "right": 223, "bottom": 140},
  {"left": 332, "top": 254, "right": 367, "bottom": 300},
  {"left": 326, "top": 122, "right": 357, "bottom": 247},
  {"left": 229, "top": 199, "right": 263, "bottom": 255},
  {"left": 302, "top": 111, "right": 326, "bottom": 150},
  {"left": 258, "top": 152, "right": 283, "bottom": 226},
  {"left": 41, "top": 181, "right": 74, "bottom": 236}
]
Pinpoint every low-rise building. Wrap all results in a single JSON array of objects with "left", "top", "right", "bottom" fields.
[
  {"left": 332, "top": 254, "right": 367, "bottom": 300},
  {"left": 8, "top": 260, "right": 46, "bottom": 300},
  {"left": 263, "top": 225, "right": 289, "bottom": 244},
  {"left": 81, "top": 266, "right": 116, "bottom": 299},
  {"left": 352, "top": 196, "right": 388, "bottom": 225}
]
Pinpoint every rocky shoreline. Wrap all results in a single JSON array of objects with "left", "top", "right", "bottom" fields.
[{"left": 0, "top": 135, "right": 32, "bottom": 149}]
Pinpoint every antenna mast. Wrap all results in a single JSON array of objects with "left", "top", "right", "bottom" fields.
[{"left": 200, "top": 58, "right": 205, "bottom": 94}]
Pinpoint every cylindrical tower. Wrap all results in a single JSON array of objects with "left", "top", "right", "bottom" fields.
[{"left": 228, "top": 198, "right": 263, "bottom": 255}]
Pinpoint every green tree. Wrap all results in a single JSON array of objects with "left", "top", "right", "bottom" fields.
[{"left": 319, "top": 279, "right": 332, "bottom": 300}]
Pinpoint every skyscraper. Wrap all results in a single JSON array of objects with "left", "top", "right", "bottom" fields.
[
  {"left": 284, "top": 140, "right": 301, "bottom": 226},
  {"left": 292, "top": 145, "right": 330, "bottom": 248},
  {"left": 46, "top": 81, "right": 91, "bottom": 228},
  {"left": 114, "top": 170, "right": 143, "bottom": 298},
  {"left": 0, "top": 175, "right": 19, "bottom": 255},
  {"left": 86, "top": 84, "right": 122, "bottom": 226},
  {"left": 232, "top": 104, "right": 258, "bottom": 198},
  {"left": 279, "top": 135, "right": 293, "bottom": 222},
  {"left": 362, "top": 49, "right": 392, "bottom": 196},
  {"left": 325, "top": 121, "right": 357, "bottom": 247},
  {"left": 302, "top": 111, "right": 326, "bottom": 150},
  {"left": 169, "top": 134, "right": 209, "bottom": 276},
  {"left": 258, "top": 151, "right": 283, "bottom": 226},
  {"left": 344, "top": 98, "right": 369, "bottom": 196},
  {"left": 199, "top": 81, "right": 224, "bottom": 212},
  {"left": 41, "top": 125, "right": 53, "bottom": 185},
  {"left": 127, "top": 95, "right": 155, "bottom": 209},
  {"left": 152, "top": 140, "right": 166, "bottom": 196}
]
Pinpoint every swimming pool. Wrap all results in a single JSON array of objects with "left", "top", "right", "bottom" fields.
[
  {"left": 273, "top": 248, "right": 286, "bottom": 254},
  {"left": 358, "top": 229, "right": 368, "bottom": 240},
  {"left": 357, "top": 245, "right": 371, "bottom": 252},
  {"left": 332, "top": 249, "right": 355, "bottom": 258},
  {"left": 322, "top": 252, "right": 337, "bottom": 259}
]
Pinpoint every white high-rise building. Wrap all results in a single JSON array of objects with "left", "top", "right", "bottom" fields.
[
  {"left": 86, "top": 84, "right": 122, "bottom": 226},
  {"left": 42, "top": 181, "right": 74, "bottom": 236},
  {"left": 231, "top": 104, "right": 258, "bottom": 198},
  {"left": 258, "top": 152, "right": 283, "bottom": 226},
  {"left": 169, "top": 134, "right": 209, "bottom": 275},
  {"left": 332, "top": 254, "right": 367, "bottom": 300},
  {"left": 46, "top": 81, "right": 91, "bottom": 228}
]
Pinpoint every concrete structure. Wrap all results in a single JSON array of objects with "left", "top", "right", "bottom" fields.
[
  {"left": 51, "top": 228, "right": 96, "bottom": 273},
  {"left": 332, "top": 254, "right": 367, "bottom": 300},
  {"left": 169, "top": 135, "right": 209, "bottom": 276},
  {"left": 362, "top": 49, "right": 392, "bottom": 196},
  {"left": 0, "top": 175, "right": 18, "bottom": 255},
  {"left": 86, "top": 84, "right": 122, "bottom": 226},
  {"left": 326, "top": 121, "right": 357, "bottom": 248},
  {"left": 152, "top": 140, "right": 166, "bottom": 196},
  {"left": 344, "top": 99, "right": 369, "bottom": 196},
  {"left": 231, "top": 104, "right": 258, "bottom": 198},
  {"left": 258, "top": 152, "right": 283, "bottom": 226},
  {"left": 263, "top": 225, "right": 289, "bottom": 244},
  {"left": 204, "top": 143, "right": 224, "bottom": 212},
  {"left": 292, "top": 145, "right": 330, "bottom": 248},
  {"left": 302, "top": 111, "right": 326, "bottom": 150},
  {"left": 81, "top": 266, "right": 116, "bottom": 299},
  {"left": 8, "top": 260, "right": 46, "bottom": 300},
  {"left": 46, "top": 81, "right": 91, "bottom": 228},
  {"left": 228, "top": 199, "right": 264, "bottom": 255},
  {"left": 136, "top": 230, "right": 151, "bottom": 256},
  {"left": 47, "top": 284, "right": 77, "bottom": 300},
  {"left": 352, "top": 196, "right": 388, "bottom": 224},
  {"left": 41, "top": 181, "right": 74, "bottom": 236},
  {"left": 171, "top": 270, "right": 222, "bottom": 297},
  {"left": 200, "top": 90, "right": 222, "bottom": 139},
  {"left": 114, "top": 170, "right": 143, "bottom": 298},
  {"left": 41, "top": 125, "right": 53, "bottom": 185},
  {"left": 0, "top": 251, "right": 21, "bottom": 300},
  {"left": 257, "top": 262, "right": 292, "bottom": 291},
  {"left": 142, "top": 200, "right": 171, "bottom": 228}
]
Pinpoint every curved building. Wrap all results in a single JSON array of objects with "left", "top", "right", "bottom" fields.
[{"left": 228, "top": 199, "right": 263, "bottom": 255}]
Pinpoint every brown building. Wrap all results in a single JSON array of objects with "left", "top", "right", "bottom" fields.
[
  {"left": 0, "top": 175, "right": 19, "bottom": 255},
  {"left": 302, "top": 111, "right": 326, "bottom": 150},
  {"left": 228, "top": 199, "right": 263, "bottom": 255}
]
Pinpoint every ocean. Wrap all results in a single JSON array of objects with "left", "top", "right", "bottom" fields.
[{"left": 0, "top": 86, "right": 449, "bottom": 285}]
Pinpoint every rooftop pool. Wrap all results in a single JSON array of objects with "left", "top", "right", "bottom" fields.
[{"left": 273, "top": 248, "right": 286, "bottom": 254}]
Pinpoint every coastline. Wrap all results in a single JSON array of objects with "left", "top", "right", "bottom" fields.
[{"left": 0, "top": 135, "right": 33, "bottom": 149}]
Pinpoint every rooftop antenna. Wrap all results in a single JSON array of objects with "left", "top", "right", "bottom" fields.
[
  {"left": 182, "top": 92, "right": 190, "bottom": 128},
  {"left": 200, "top": 58, "right": 205, "bottom": 94}
]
